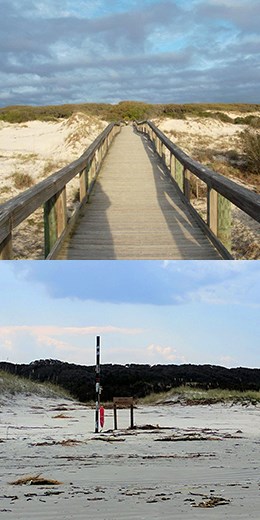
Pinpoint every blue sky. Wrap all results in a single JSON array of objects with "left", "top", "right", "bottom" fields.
[
  {"left": 0, "top": 0, "right": 259, "bottom": 106},
  {"left": 0, "top": 261, "right": 259, "bottom": 368}
]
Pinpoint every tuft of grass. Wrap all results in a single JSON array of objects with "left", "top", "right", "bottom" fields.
[
  {"left": 241, "top": 130, "right": 260, "bottom": 174},
  {"left": 12, "top": 172, "right": 34, "bottom": 189},
  {"left": 14, "top": 153, "right": 38, "bottom": 163},
  {"left": 138, "top": 385, "right": 260, "bottom": 406},
  {"left": 9, "top": 474, "right": 63, "bottom": 486},
  {"left": 42, "top": 161, "right": 58, "bottom": 177}
]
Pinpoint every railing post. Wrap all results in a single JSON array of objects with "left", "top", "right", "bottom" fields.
[
  {"left": 44, "top": 187, "right": 67, "bottom": 257},
  {"left": 0, "top": 233, "right": 13, "bottom": 260},
  {"left": 175, "top": 160, "right": 184, "bottom": 191},
  {"left": 183, "top": 169, "right": 191, "bottom": 201},
  {"left": 207, "top": 188, "right": 231, "bottom": 249},
  {"left": 161, "top": 144, "right": 166, "bottom": 164},
  {"left": 89, "top": 158, "right": 95, "bottom": 184},
  {"left": 207, "top": 187, "right": 218, "bottom": 235},
  {"left": 79, "top": 165, "right": 89, "bottom": 201},
  {"left": 170, "top": 154, "right": 176, "bottom": 179},
  {"left": 158, "top": 137, "right": 162, "bottom": 157},
  {"left": 217, "top": 193, "right": 232, "bottom": 250}
]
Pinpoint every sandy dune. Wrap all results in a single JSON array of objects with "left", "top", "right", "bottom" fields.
[
  {"left": 0, "top": 114, "right": 107, "bottom": 203},
  {"left": 0, "top": 395, "right": 259, "bottom": 519}
]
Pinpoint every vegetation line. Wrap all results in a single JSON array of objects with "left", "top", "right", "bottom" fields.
[
  {"left": 139, "top": 386, "right": 260, "bottom": 405},
  {"left": 0, "top": 101, "right": 259, "bottom": 126}
]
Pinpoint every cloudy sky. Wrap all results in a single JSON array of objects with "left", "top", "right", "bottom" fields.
[
  {"left": 0, "top": 260, "right": 259, "bottom": 368},
  {"left": 1, "top": 0, "right": 259, "bottom": 107}
]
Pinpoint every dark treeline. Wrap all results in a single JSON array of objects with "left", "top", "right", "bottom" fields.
[{"left": 0, "top": 360, "right": 259, "bottom": 401}]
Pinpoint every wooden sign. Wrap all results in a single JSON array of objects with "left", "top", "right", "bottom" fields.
[
  {"left": 113, "top": 397, "right": 134, "bottom": 430},
  {"left": 113, "top": 397, "right": 134, "bottom": 406}
]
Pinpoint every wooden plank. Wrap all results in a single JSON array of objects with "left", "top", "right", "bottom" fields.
[
  {"left": 113, "top": 397, "right": 134, "bottom": 406},
  {"left": 58, "top": 126, "right": 222, "bottom": 260}
]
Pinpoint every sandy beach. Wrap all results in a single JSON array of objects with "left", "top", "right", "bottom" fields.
[{"left": 0, "top": 395, "right": 259, "bottom": 519}]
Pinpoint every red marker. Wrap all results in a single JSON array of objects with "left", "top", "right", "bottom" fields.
[{"left": 100, "top": 406, "right": 105, "bottom": 428}]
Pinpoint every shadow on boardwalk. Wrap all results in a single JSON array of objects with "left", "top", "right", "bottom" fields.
[
  {"left": 60, "top": 183, "right": 116, "bottom": 259},
  {"left": 136, "top": 129, "right": 219, "bottom": 259}
]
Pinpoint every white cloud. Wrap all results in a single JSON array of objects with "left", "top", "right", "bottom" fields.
[
  {"left": 0, "top": 325, "right": 142, "bottom": 337},
  {"left": 147, "top": 343, "right": 187, "bottom": 363}
]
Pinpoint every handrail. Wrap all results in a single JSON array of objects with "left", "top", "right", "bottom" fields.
[
  {"left": 0, "top": 122, "right": 121, "bottom": 259},
  {"left": 135, "top": 120, "right": 260, "bottom": 255}
]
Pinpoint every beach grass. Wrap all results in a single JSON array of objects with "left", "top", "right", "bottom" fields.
[
  {"left": 0, "top": 370, "right": 72, "bottom": 401},
  {"left": 139, "top": 385, "right": 260, "bottom": 405}
]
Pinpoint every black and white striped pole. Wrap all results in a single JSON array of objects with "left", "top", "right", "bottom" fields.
[{"left": 95, "top": 335, "right": 101, "bottom": 433}]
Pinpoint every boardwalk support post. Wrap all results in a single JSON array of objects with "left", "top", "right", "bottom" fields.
[
  {"left": 207, "top": 188, "right": 231, "bottom": 251},
  {"left": 175, "top": 160, "right": 184, "bottom": 191},
  {"left": 170, "top": 154, "right": 176, "bottom": 179},
  {"left": 0, "top": 233, "right": 12, "bottom": 260},
  {"left": 184, "top": 169, "right": 191, "bottom": 201},
  {"left": 217, "top": 193, "right": 231, "bottom": 251},
  {"left": 44, "top": 187, "right": 67, "bottom": 257},
  {"left": 79, "top": 165, "right": 89, "bottom": 201}
]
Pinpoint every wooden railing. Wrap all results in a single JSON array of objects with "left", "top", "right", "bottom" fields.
[
  {"left": 0, "top": 123, "right": 121, "bottom": 259},
  {"left": 135, "top": 120, "right": 260, "bottom": 258}
]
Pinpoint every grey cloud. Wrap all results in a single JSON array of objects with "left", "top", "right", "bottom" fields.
[
  {"left": 194, "top": 1, "right": 260, "bottom": 33},
  {"left": 0, "top": 1, "right": 180, "bottom": 54},
  {"left": 0, "top": 0, "right": 259, "bottom": 106}
]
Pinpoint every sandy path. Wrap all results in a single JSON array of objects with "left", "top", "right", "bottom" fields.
[{"left": 0, "top": 396, "right": 259, "bottom": 519}]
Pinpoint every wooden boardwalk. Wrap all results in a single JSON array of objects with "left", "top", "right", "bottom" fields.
[{"left": 57, "top": 126, "right": 221, "bottom": 259}]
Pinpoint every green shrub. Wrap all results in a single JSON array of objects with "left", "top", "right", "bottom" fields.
[
  {"left": 1, "top": 102, "right": 259, "bottom": 124},
  {"left": 234, "top": 115, "right": 260, "bottom": 128},
  {"left": 241, "top": 130, "right": 260, "bottom": 174}
]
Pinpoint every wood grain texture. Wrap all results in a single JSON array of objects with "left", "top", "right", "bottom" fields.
[{"left": 57, "top": 126, "right": 221, "bottom": 259}]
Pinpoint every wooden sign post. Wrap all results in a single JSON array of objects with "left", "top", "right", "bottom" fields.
[{"left": 113, "top": 397, "right": 134, "bottom": 430}]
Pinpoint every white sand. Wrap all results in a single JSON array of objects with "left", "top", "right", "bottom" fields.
[
  {"left": 0, "top": 113, "right": 107, "bottom": 202},
  {"left": 152, "top": 116, "right": 249, "bottom": 158},
  {"left": 0, "top": 395, "right": 259, "bottom": 519}
]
